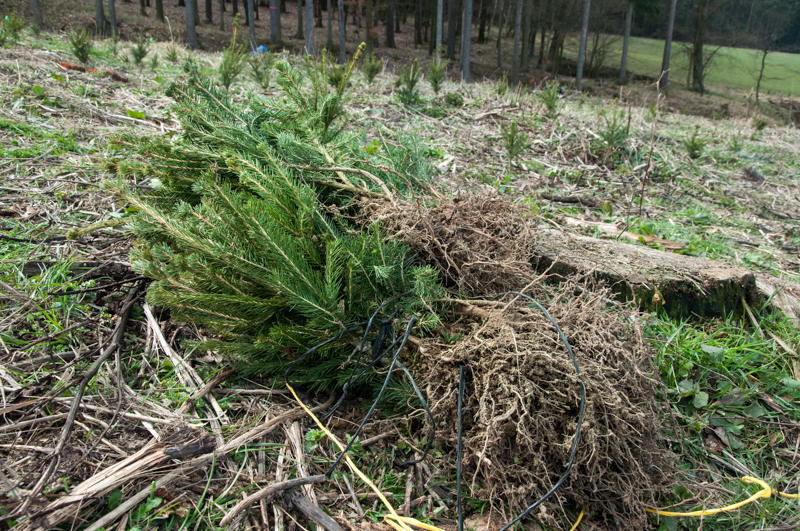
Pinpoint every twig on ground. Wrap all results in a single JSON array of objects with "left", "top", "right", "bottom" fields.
[
  {"left": 220, "top": 475, "right": 327, "bottom": 527},
  {"left": 284, "top": 489, "right": 343, "bottom": 531}
]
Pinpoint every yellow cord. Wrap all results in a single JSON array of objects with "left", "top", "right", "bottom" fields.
[
  {"left": 567, "top": 509, "right": 584, "bottom": 531},
  {"left": 287, "top": 384, "right": 588, "bottom": 531},
  {"left": 646, "top": 476, "right": 799, "bottom": 517}
]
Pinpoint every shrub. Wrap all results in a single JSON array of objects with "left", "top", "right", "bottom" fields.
[
  {"left": 683, "top": 125, "right": 708, "bottom": 159},
  {"left": 540, "top": 82, "right": 560, "bottom": 116},
  {"left": 752, "top": 115, "right": 768, "bottom": 131},
  {"left": 496, "top": 74, "right": 508, "bottom": 96},
  {"left": 68, "top": 28, "right": 93, "bottom": 66},
  {"left": 444, "top": 91, "right": 463, "bottom": 107},
  {"left": 397, "top": 59, "right": 422, "bottom": 106},
  {"left": 249, "top": 51, "right": 275, "bottom": 90},
  {"left": 501, "top": 119, "right": 530, "bottom": 162},
  {"left": 363, "top": 53, "right": 382, "bottom": 84},
  {"left": 219, "top": 26, "right": 248, "bottom": 92},
  {"left": 131, "top": 35, "right": 149, "bottom": 69},
  {"left": 427, "top": 57, "right": 448, "bottom": 95},
  {"left": 3, "top": 10, "right": 25, "bottom": 45}
]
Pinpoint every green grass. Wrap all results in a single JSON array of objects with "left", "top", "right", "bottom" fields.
[{"left": 566, "top": 35, "right": 800, "bottom": 95}]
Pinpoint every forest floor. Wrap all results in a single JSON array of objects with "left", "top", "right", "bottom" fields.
[{"left": 1, "top": 23, "right": 800, "bottom": 531}]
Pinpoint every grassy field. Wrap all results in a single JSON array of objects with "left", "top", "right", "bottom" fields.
[
  {"left": 2, "top": 24, "right": 800, "bottom": 531},
  {"left": 602, "top": 36, "right": 800, "bottom": 96}
]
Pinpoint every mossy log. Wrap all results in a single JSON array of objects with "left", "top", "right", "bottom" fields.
[{"left": 532, "top": 229, "right": 763, "bottom": 319}]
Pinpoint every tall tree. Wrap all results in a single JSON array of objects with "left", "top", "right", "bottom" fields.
[
  {"left": 95, "top": 0, "right": 107, "bottom": 36},
  {"left": 295, "top": 0, "right": 304, "bottom": 39},
  {"left": 619, "top": 1, "right": 633, "bottom": 84},
  {"left": 387, "top": 0, "right": 396, "bottom": 47},
  {"left": 691, "top": 0, "right": 708, "bottom": 94},
  {"left": 447, "top": 0, "right": 456, "bottom": 58},
  {"left": 659, "top": 0, "right": 678, "bottom": 89},
  {"left": 108, "top": 0, "right": 118, "bottom": 36},
  {"left": 575, "top": 0, "right": 591, "bottom": 90},
  {"left": 219, "top": 0, "right": 225, "bottom": 30},
  {"left": 156, "top": 0, "right": 164, "bottom": 22},
  {"left": 337, "top": 0, "right": 345, "bottom": 62},
  {"left": 206, "top": 0, "right": 213, "bottom": 22},
  {"left": 247, "top": 0, "right": 256, "bottom": 49},
  {"left": 495, "top": 0, "right": 504, "bottom": 68},
  {"left": 436, "top": 0, "right": 443, "bottom": 58},
  {"left": 306, "top": 0, "right": 314, "bottom": 54},
  {"left": 31, "top": 0, "right": 43, "bottom": 29},
  {"left": 271, "top": 0, "right": 281, "bottom": 43},
  {"left": 461, "top": 0, "right": 472, "bottom": 81},
  {"left": 186, "top": 0, "right": 198, "bottom": 48},
  {"left": 511, "top": 0, "right": 523, "bottom": 83},
  {"left": 365, "top": 0, "right": 373, "bottom": 55}
]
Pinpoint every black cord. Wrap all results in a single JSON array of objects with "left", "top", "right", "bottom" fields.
[
  {"left": 456, "top": 364, "right": 465, "bottom": 531},
  {"left": 454, "top": 291, "right": 587, "bottom": 531},
  {"left": 284, "top": 291, "right": 436, "bottom": 476}
]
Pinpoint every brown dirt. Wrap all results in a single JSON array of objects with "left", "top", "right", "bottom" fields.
[{"left": 417, "top": 287, "right": 675, "bottom": 528}]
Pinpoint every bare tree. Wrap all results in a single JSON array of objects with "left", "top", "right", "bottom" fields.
[
  {"left": 186, "top": 0, "right": 198, "bottom": 49},
  {"left": 295, "top": 0, "right": 304, "bottom": 39},
  {"left": 436, "top": 0, "right": 443, "bottom": 59},
  {"left": 96, "top": 0, "right": 109, "bottom": 35},
  {"left": 337, "top": 0, "right": 345, "bottom": 62},
  {"left": 30, "top": 0, "right": 43, "bottom": 29},
  {"left": 140, "top": 0, "right": 147, "bottom": 16},
  {"left": 511, "top": 0, "right": 523, "bottom": 83},
  {"left": 387, "top": 0, "right": 395, "bottom": 47},
  {"left": 108, "top": 0, "right": 118, "bottom": 36},
  {"left": 206, "top": 0, "right": 213, "bottom": 23},
  {"left": 619, "top": 1, "right": 633, "bottom": 84},
  {"left": 575, "top": 0, "right": 590, "bottom": 91},
  {"left": 447, "top": 0, "right": 456, "bottom": 58},
  {"left": 326, "top": 0, "right": 334, "bottom": 49},
  {"left": 461, "top": 0, "right": 472, "bottom": 81},
  {"left": 247, "top": 0, "right": 256, "bottom": 49},
  {"left": 219, "top": 0, "right": 225, "bottom": 30},
  {"left": 495, "top": 0, "right": 504, "bottom": 68},
  {"left": 156, "top": 0, "right": 164, "bottom": 22},
  {"left": 691, "top": 0, "right": 708, "bottom": 94},
  {"left": 306, "top": 0, "right": 314, "bottom": 54},
  {"left": 365, "top": 0, "right": 373, "bottom": 55},
  {"left": 271, "top": 0, "right": 282, "bottom": 44},
  {"left": 659, "top": 0, "right": 678, "bottom": 89}
]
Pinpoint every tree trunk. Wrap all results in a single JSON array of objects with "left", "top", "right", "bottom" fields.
[
  {"left": 219, "top": 0, "right": 225, "bottom": 30},
  {"left": 387, "top": 0, "right": 395, "bottom": 47},
  {"left": 326, "top": 0, "right": 333, "bottom": 49},
  {"left": 461, "top": 0, "right": 472, "bottom": 81},
  {"left": 247, "top": 0, "right": 256, "bottom": 49},
  {"left": 415, "top": 0, "right": 422, "bottom": 46},
  {"left": 495, "top": 0, "right": 503, "bottom": 68},
  {"left": 140, "top": 0, "right": 147, "bottom": 15},
  {"left": 447, "top": 0, "right": 456, "bottom": 58},
  {"left": 305, "top": 0, "right": 314, "bottom": 54},
  {"left": 206, "top": 0, "right": 213, "bottom": 22},
  {"left": 337, "top": 0, "right": 345, "bottom": 61},
  {"left": 365, "top": 0, "right": 373, "bottom": 55},
  {"left": 755, "top": 44, "right": 770, "bottom": 106},
  {"left": 30, "top": 0, "right": 43, "bottom": 29},
  {"left": 537, "top": 19, "right": 545, "bottom": 66},
  {"left": 186, "top": 0, "right": 198, "bottom": 48},
  {"left": 108, "top": 0, "right": 118, "bottom": 36},
  {"left": 691, "top": 0, "right": 707, "bottom": 94},
  {"left": 232, "top": 0, "right": 239, "bottom": 19},
  {"left": 575, "top": 0, "right": 590, "bottom": 91},
  {"left": 618, "top": 1, "right": 632, "bottom": 85},
  {"left": 270, "top": 0, "right": 281, "bottom": 43},
  {"left": 659, "top": 0, "right": 678, "bottom": 90},
  {"left": 155, "top": 0, "right": 164, "bottom": 22},
  {"left": 476, "top": 0, "right": 486, "bottom": 43},
  {"left": 295, "top": 0, "right": 304, "bottom": 38},
  {"left": 511, "top": 0, "right": 522, "bottom": 83},
  {"left": 95, "top": 0, "right": 107, "bottom": 36},
  {"left": 436, "top": 0, "right": 443, "bottom": 58},
  {"left": 315, "top": 0, "right": 323, "bottom": 27},
  {"left": 520, "top": 0, "right": 532, "bottom": 71}
]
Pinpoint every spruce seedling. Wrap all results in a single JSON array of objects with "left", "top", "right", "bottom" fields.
[
  {"left": 249, "top": 51, "right": 275, "bottom": 90},
  {"left": 540, "top": 82, "right": 560, "bottom": 116},
  {"left": 165, "top": 44, "right": 180, "bottom": 64},
  {"left": 131, "top": 35, "right": 149, "bottom": 70},
  {"left": 219, "top": 21, "right": 248, "bottom": 92},
  {"left": 397, "top": 59, "right": 421, "bottom": 106},
  {"left": 3, "top": 10, "right": 25, "bottom": 45},
  {"left": 501, "top": 119, "right": 530, "bottom": 162},
  {"left": 149, "top": 52, "right": 159, "bottom": 72},
  {"left": 684, "top": 125, "right": 708, "bottom": 159},
  {"left": 496, "top": 73, "right": 508, "bottom": 96},
  {"left": 427, "top": 57, "right": 448, "bottom": 95},
  {"left": 68, "top": 28, "right": 93, "bottom": 66},
  {"left": 363, "top": 54, "right": 382, "bottom": 84},
  {"left": 599, "top": 101, "right": 628, "bottom": 149}
]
